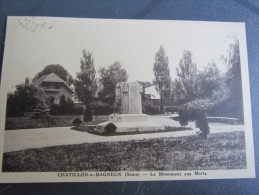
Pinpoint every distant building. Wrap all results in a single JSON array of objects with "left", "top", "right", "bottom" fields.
[
  {"left": 144, "top": 94, "right": 152, "bottom": 100},
  {"left": 32, "top": 73, "right": 74, "bottom": 104}
]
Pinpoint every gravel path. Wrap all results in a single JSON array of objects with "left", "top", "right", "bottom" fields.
[{"left": 3, "top": 117, "right": 244, "bottom": 153}]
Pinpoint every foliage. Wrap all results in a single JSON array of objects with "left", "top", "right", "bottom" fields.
[
  {"left": 72, "top": 118, "right": 83, "bottom": 126},
  {"left": 6, "top": 84, "right": 46, "bottom": 117},
  {"left": 220, "top": 38, "right": 243, "bottom": 122},
  {"left": 60, "top": 95, "right": 76, "bottom": 115},
  {"left": 74, "top": 50, "right": 98, "bottom": 121},
  {"left": 91, "top": 101, "right": 114, "bottom": 115},
  {"left": 172, "top": 50, "right": 198, "bottom": 104},
  {"left": 153, "top": 45, "right": 172, "bottom": 112},
  {"left": 73, "top": 105, "right": 85, "bottom": 115},
  {"left": 173, "top": 39, "right": 243, "bottom": 123},
  {"left": 31, "top": 101, "right": 51, "bottom": 119},
  {"left": 32, "top": 64, "right": 73, "bottom": 85},
  {"left": 142, "top": 100, "right": 160, "bottom": 115},
  {"left": 49, "top": 104, "right": 62, "bottom": 115},
  {"left": 2, "top": 132, "right": 246, "bottom": 171},
  {"left": 172, "top": 51, "right": 230, "bottom": 138},
  {"left": 104, "top": 123, "right": 117, "bottom": 134},
  {"left": 164, "top": 106, "right": 178, "bottom": 113},
  {"left": 98, "top": 61, "right": 129, "bottom": 104},
  {"left": 74, "top": 50, "right": 97, "bottom": 106},
  {"left": 197, "top": 62, "right": 227, "bottom": 99},
  {"left": 49, "top": 95, "right": 77, "bottom": 115},
  {"left": 83, "top": 106, "right": 93, "bottom": 122}
]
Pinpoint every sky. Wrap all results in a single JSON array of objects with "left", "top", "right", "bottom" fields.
[{"left": 1, "top": 17, "right": 246, "bottom": 98}]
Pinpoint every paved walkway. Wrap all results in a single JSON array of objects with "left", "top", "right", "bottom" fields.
[{"left": 3, "top": 117, "right": 244, "bottom": 153}]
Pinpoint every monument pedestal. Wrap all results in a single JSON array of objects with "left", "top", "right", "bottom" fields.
[
  {"left": 108, "top": 114, "right": 149, "bottom": 122},
  {"left": 98, "top": 113, "right": 165, "bottom": 132}
]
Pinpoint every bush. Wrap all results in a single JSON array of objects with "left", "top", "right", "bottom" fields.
[
  {"left": 142, "top": 100, "right": 160, "bottom": 115},
  {"left": 165, "top": 106, "right": 178, "bottom": 113},
  {"left": 104, "top": 123, "right": 117, "bottom": 134},
  {"left": 50, "top": 104, "right": 62, "bottom": 115},
  {"left": 51, "top": 96, "right": 76, "bottom": 115},
  {"left": 92, "top": 101, "right": 114, "bottom": 115},
  {"left": 144, "top": 105, "right": 159, "bottom": 115},
  {"left": 72, "top": 118, "right": 83, "bottom": 127},
  {"left": 31, "top": 101, "right": 50, "bottom": 119},
  {"left": 73, "top": 105, "right": 84, "bottom": 115}
]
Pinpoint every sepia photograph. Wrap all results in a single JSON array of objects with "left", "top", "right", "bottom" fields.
[{"left": 0, "top": 17, "right": 255, "bottom": 182}]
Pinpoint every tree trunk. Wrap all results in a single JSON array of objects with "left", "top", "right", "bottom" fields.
[{"left": 160, "top": 98, "right": 164, "bottom": 114}]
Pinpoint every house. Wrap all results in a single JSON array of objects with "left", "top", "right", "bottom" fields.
[{"left": 32, "top": 73, "right": 74, "bottom": 104}]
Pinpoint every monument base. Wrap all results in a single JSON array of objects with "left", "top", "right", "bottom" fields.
[
  {"left": 108, "top": 113, "right": 149, "bottom": 122},
  {"left": 98, "top": 113, "right": 165, "bottom": 132}
]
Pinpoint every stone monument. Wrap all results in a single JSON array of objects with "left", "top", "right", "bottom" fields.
[{"left": 98, "top": 81, "right": 164, "bottom": 132}]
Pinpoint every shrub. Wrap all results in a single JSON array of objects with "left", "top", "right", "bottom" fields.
[
  {"left": 142, "top": 100, "right": 160, "bottom": 115},
  {"left": 50, "top": 96, "right": 77, "bottom": 115},
  {"left": 72, "top": 118, "right": 83, "bottom": 127},
  {"left": 104, "top": 123, "right": 117, "bottom": 134},
  {"left": 165, "top": 106, "right": 178, "bottom": 113},
  {"left": 73, "top": 105, "right": 84, "bottom": 115},
  {"left": 31, "top": 101, "right": 50, "bottom": 119},
  {"left": 92, "top": 101, "right": 113, "bottom": 115},
  {"left": 144, "top": 105, "right": 160, "bottom": 115},
  {"left": 50, "top": 104, "right": 62, "bottom": 115}
]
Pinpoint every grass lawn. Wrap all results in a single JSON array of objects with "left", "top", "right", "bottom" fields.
[
  {"left": 2, "top": 131, "right": 246, "bottom": 172},
  {"left": 4, "top": 115, "right": 97, "bottom": 130}
]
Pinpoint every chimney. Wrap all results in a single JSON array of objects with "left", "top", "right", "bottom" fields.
[{"left": 25, "top": 77, "right": 29, "bottom": 85}]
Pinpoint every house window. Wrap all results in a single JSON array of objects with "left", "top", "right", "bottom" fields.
[{"left": 46, "top": 84, "right": 59, "bottom": 89}]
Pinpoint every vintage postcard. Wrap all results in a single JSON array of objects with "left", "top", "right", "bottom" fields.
[{"left": 0, "top": 17, "right": 255, "bottom": 182}]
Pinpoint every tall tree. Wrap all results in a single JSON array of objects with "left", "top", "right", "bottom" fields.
[
  {"left": 172, "top": 50, "right": 198, "bottom": 104},
  {"left": 74, "top": 50, "right": 97, "bottom": 121},
  {"left": 98, "top": 61, "right": 128, "bottom": 104},
  {"left": 153, "top": 45, "right": 171, "bottom": 112},
  {"left": 222, "top": 38, "right": 243, "bottom": 121},
  {"left": 32, "top": 64, "right": 73, "bottom": 85}
]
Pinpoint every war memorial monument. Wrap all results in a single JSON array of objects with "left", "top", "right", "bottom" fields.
[{"left": 99, "top": 81, "right": 164, "bottom": 132}]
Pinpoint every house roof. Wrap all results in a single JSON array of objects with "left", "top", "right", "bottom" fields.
[
  {"left": 35, "top": 73, "right": 65, "bottom": 84},
  {"left": 34, "top": 73, "right": 74, "bottom": 93}
]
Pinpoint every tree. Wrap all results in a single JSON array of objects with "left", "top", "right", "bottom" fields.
[
  {"left": 172, "top": 50, "right": 198, "bottom": 105},
  {"left": 220, "top": 38, "right": 243, "bottom": 122},
  {"left": 174, "top": 53, "right": 229, "bottom": 138},
  {"left": 98, "top": 61, "right": 128, "bottom": 104},
  {"left": 32, "top": 64, "right": 73, "bottom": 85},
  {"left": 74, "top": 50, "right": 97, "bottom": 121},
  {"left": 153, "top": 45, "right": 171, "bottom": 112},
  {"left": 197, "top": 61, "right": 228, "bottom": 101},
  {"left": 6, "top": 84, "right": 46, "bottom": 117}
]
